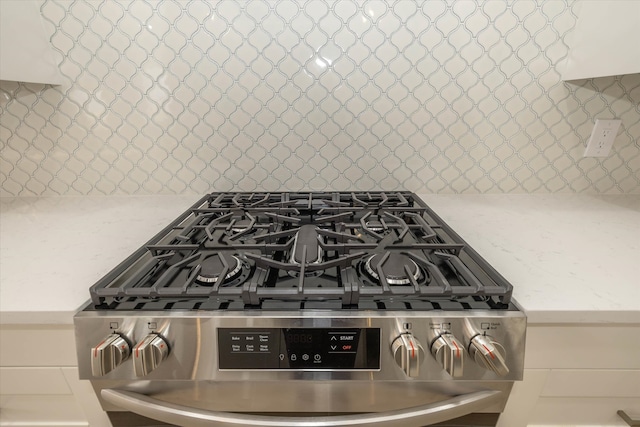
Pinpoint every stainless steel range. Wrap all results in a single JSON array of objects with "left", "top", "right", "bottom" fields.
[{"left": 74, "top": 191, "right": 526, "bottom": 427}]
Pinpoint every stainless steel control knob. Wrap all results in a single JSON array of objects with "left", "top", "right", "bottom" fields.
[
  {"left": 391, "top": 334, "right": 424, "bottom": 378},
  {"left": 133, "top": 333, "right": 170, "bottom": 377},
  {"left": 469, "top": 335, "right": 509, "bottom": 376},
  {"left": 91, "top": 333, "right": 130, "bottom": 377},
  {"left": 431, "top": 333, "right": 464, "bottom": 377}
]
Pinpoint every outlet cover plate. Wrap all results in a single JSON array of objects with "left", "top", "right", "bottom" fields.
[{"left": 584, "top": 119, "right": 622, "bottom": 157}]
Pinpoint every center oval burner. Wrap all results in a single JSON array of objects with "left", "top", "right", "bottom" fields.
[
  {"left": 291, "top": 224, "right": 321, "bottom": 264},
  {"left": 364, "top": 253, "right": 421, "bottom": 285},
  {"left": 196, "top": 254, "right": 242, "bottom": 285}
]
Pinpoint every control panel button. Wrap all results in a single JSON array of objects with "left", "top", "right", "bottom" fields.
[
  {"left": 217, "top": 328, "right": 379, "bottom": 370},
  {"left": 133, "top": 333, "right": 169, "bottom": 377},
  {"left": 91, "top": 333, "right": 130, "bottom": 377}
]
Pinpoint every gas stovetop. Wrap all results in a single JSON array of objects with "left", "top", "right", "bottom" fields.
[
  {"left": 77, "top": 192, "right": 526, "bottom": 386},
  {"left": 87, "top": 192, "right": 514, "bottom": 312}
]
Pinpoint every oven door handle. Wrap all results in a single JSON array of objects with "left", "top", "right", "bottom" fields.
[{"left": 101, "top": 388, "right": 502, "bottom": 427}]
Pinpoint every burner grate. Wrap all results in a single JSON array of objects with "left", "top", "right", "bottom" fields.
[
  {"left": 89, "top": 192, "right": 514, "bottom": 311},
  {"left": 91, "top": 297, "right": 514, "bottom": 312}
]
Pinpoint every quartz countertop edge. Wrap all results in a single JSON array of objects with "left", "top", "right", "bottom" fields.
[{"left": 1, "top": 194, "right": 639, "bottom": 326}]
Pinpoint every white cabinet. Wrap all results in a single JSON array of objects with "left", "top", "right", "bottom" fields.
[
  {"left": 0, "top": 0, "right": 63, "bottom": 84},
  {"left": 0, "top": 324, "right": 110, "bottom": 427},
  {"left": 499, "top": 325, "right": 640, "bottom": 427},
  {"left": 562, "top": 1, "right": 640, "bottom": 80}
]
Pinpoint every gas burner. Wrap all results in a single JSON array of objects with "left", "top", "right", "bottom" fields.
[
  {"left": 363, "top": 253, "right": 421, "bottom": 285},
  {"left": 196, "top": 254, "right": 242, "bottom": 285},
  {"left": 288, "top": 224, "right": 324, "bottom": 277},
  {"left": 365, "top": 220, "right": 383, "bottom": 232},
  {"left": 290, "top": 225, "right": 322, "bottom": 265},
  {"left": 286, "top": 268, "right": 324, "bottom": 278},
  {"left": 231, "top": 218, "right": 252, "bottom": 232}
]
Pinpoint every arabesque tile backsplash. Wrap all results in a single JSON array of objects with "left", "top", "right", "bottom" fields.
[{"left": 1, "top": 0, "right": 639, "bottom": 196}]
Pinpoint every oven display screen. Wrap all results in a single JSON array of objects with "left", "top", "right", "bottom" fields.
[{"left": 218, "top": 328, "right": 380, "bottom": 370}]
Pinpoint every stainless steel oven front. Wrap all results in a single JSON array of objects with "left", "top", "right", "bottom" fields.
[{"left": 75, "top": 309, "right": 526, "bottom": 427}]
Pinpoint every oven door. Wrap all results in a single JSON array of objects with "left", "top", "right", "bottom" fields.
[{"left": 95, "top": 380, "right": 512, "bottom": 427}]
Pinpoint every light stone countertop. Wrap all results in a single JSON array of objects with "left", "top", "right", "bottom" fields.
[
  {"left": 1, "top": 194, "right": 638, "bottom": 325},
  {"left": 424, "top": 194, "right": 640, "bottom": 324}
]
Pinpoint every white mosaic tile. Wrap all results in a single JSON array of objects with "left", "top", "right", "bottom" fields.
[{"left": 1, "top": 0, "right": 639, "bottom": 196}]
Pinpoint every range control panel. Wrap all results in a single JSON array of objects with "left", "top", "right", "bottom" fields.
[
  {"left": 76, "top": 312, "right": 526, "bottom": 380},
  {"left": 218, "top": 328, "right": 381, "bottom": 370}
]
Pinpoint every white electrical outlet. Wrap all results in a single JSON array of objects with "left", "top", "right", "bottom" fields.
[{"left": 584, "top": 119, "right": 622, "bottom": 157}]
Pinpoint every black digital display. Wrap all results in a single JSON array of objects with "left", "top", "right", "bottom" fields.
[
  {"left": 218, "top": 328, "right": 380, "bottom": 370},
  {"left": 286, "top": 332, "right": 313, "bottom": 344}
]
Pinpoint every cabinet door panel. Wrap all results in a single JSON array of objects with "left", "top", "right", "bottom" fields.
[
  {"left": 562, "top": 1, "right": 640, "bottom": 80},
  {"left": 0, "top": 395, "right": 88, "bottom": 426},
  {"left": 541, "top": 369, "right": 640, "bottom": 398},
  {"left": 0, "top": 367, "right": 71, "bottom": 395},
  {"left": 0, "top": 0, "right": 63, "bottom": 84},
  {"left": 525, "top": 326, "right": 640, "bottom": 369},
  {"left": 529, "top": 397, "right": 638, "bottom": 426},
  {"left": 0, "top": 325, "right": 77, "bottom": 366}
]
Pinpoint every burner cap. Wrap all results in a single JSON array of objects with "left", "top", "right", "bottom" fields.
[
  {"left": 196, "top": 254, "right": 242, "bottom": 284},
  {"left": 364, "top": 253, "right": 420, "bottom": 285}
]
